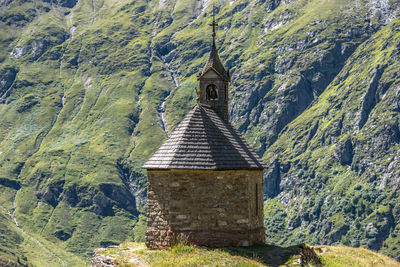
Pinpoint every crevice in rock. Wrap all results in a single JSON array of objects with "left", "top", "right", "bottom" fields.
[
  {"left": 116, "top": 159, "right": 143, "bottom": 213},
  {"left": 305, "top": 121, "right": 319, "bottom": 150},
  {"left": 98, "top": 181, "right": 137, "bottom": 215},
  {"left": 370, "top": 209, "right": 395, "bottom": 251},
  {"left": 335, "top": 138, "right": 354, "bottom": 166},
  {"left": 36, "top": 180, "right": 65, "bottom": 207},
  {"left": 265, "top": 0, "right": 281, "bottom": 12},
  {"left": 336, "top": 114, "right": 345, "bottom": 137},
  {"left": 392, "top": 118, "right": 400, "bottom": 143},
  {"left": 358, "top": 66, "right": 384, "bottom": 130},
  {"left": 0, "top": 67, "right": 18, "bottom": 103},
  {"left": 0, "top": 178, "right": 21, "bottom": 190},
  {"left": 264, "top": 159, "right": 281, "bottom": 198}
]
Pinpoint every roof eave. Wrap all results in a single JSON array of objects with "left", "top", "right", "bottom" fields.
[{"left": 143, "top": 166, "right": 266, "bottom": 171}]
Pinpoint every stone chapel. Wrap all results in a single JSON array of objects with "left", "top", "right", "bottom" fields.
[{"left": 143, "top": 15, "right": 266, "bottom": 248}]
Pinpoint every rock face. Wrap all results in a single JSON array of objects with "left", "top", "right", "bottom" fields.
[
  {"left": 146, "top": 170, "right": 265, "bottom": 248},
  {"left": 263, "top": 18, "right": 400, "bottom": 260}
]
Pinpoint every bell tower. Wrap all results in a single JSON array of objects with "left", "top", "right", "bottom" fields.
[{"left": 197, "top": 8, "right": 230, "bottom": 121}]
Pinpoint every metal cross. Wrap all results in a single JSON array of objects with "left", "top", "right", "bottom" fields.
[{"left": 209, "top": 3, "right": 218, "bottom": 37}]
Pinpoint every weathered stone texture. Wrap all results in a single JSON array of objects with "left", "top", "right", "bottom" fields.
[{"left": 146, "top": 169, "right": 265, "bottom": 248}]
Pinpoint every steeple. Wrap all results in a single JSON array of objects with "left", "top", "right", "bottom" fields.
[
  {"left": 198, "top": 5, "right": 230, "bottom": 81},
  {"left": 197, "top": 5, "right": 230, "bottom": 121}
]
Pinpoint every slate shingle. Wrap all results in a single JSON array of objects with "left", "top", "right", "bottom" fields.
[{"left": 143, "top": 104, "right": 266, "bottom": 170}]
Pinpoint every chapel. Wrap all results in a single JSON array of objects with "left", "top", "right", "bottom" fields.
[{"left": 143, "top": 15, "right": 266, "bottom": 248}]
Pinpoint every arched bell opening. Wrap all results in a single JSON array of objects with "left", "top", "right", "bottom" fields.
[{"left": 206, "top": 84, "right": 218, "bottom": 101}]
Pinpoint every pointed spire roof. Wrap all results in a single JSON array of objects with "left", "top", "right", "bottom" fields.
[
  {"left": 143, "top": 104, "right": 266, "bottom": 170},
  {"left": 198, "top": 6, "right": 230, "bottom": 81},
  {"left": 199, "top": 40, "right": 229, "bottom": 80}
]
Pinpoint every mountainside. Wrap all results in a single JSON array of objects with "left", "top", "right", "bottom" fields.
[
  {"left": 0, "top": 0, "right": 400, "bottom": 264},
  {"left": 263, "top": 16, "right": 400, "bottom": 258}
]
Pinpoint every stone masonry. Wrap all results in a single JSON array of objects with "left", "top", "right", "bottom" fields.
[{"left": 146, "top": 170, "right": 265, "bottom": 248}]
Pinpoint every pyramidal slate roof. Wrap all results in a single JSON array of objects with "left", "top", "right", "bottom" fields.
[
  {"left": 143, "top": 104, "right": 266, "bottom": 170},
  {"left": 198, "top": 40, "right": 230, "bottom": 81}
]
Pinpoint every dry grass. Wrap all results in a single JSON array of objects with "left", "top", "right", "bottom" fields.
[
  {"left": 314, "top": 245, "right": 400, "bottom": 267},
  {"left": 96, "top": 242, "right": 400, "bottom": 267}
]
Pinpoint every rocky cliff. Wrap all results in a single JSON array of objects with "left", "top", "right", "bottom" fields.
[{"left": 0, "top": 0, "right": 400, "bottom": 264}]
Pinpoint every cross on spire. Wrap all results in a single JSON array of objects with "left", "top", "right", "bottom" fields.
[{"left": 209, "top": 2, "right": 218, "bottom": 40}]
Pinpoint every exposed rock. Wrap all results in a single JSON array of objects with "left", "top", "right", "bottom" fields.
[
  {"left": 37, "top": 180, "right": 65, "bottom": 207},
  {"left": 0, "top": 67, "right": 17, "bottom": 95},
  {"left": 92, "top": 192, "right": 114, "bottom": 216},
  {"left": 99, "top": 183, "right": 137, "bottom": 214},
  {"left": 54, "top": 230, "right": 72, "bottom": 241},
  {"left": 334, "top": 138, "right": 354, "bottom": 166},
  {"left": 265, "top": 0, "right": 281, "bottom": 12},
  {"left": 62, "top": 185, "right": 79, "bottom": 206},
  {"left": 16, "top": 94, "right": 39, "bottom": 112},
  {"left": 91, "top": 250, "right": 118, "bottom": 267},
  {"left": 0, "top": 178, "right": 21, "bottom": 190},
  {"left": 264, "top": 160, "right": 281, "bottom": 198},
  {"left": 42, "top": 0, "right": 78, "bottom": 8},
  {"left": 358, "top": 67, "right": 384, "bottom": 130},
  {"left": 367, "top": 0, "right": 400, "bottom": 25}
]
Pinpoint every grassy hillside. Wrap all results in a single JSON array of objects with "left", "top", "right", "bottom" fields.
[
  {"left": 0, "top": 205, "right": 84, "bottom": 266},
  {"left": 93, "top": 242, "right": 400, "bottom": 267},
  {"left": 1, "top": 0, "right": 400, "bottom": 264}
]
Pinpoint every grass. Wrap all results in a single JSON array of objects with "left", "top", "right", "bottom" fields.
[
  {"left": 315, "top": 245, "right": 400, "bottom": 267},
  {"left": 96, "top": 242, "right": 400, "bottom": 267},
  {"left": 0, "top": 204, "right": 85, "bottom": 267},
  {"left": 97, "top": 242, "right": 309, "bottom": 267}
]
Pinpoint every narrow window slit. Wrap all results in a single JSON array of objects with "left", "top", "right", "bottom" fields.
[{"left": 255, "top": 183, "right": 258, "bottom": 216}]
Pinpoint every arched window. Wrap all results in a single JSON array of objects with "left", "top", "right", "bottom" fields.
[{"left": 206, "top": 84, "right": 218, "bottom": 100}]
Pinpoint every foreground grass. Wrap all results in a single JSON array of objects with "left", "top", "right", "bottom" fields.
[
  {"left": 315, "top": 245, "right": 400, "bottom": 267},
  {"left": 96, "top": 242, "right": 400, "bottom": 267},
  {"left": 97, "top": 242, "right": 304, "bottom": 266},
  {"left": 98, "top": 243, "right": 268, "bottom": 266}
]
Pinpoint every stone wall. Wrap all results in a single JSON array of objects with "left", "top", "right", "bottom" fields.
[{"left": 146, "top": 169, "right": 265, "bottom": 248}]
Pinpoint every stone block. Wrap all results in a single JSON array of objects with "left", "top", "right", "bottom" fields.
[
  {"left": 218, "top": 221, "right": 227, "bottom": 226},
  {"left": 170, "top": 182, "right": 180, "bottom": 187},
  {"left": 176, "top": 214, "right": 187, "bottom": 220}
]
